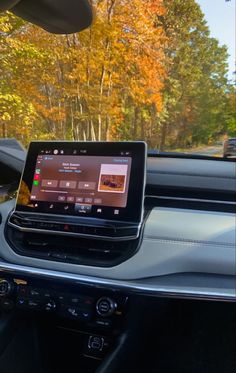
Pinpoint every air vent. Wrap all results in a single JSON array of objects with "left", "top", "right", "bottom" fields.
[{"left": 5, "top": 227, "right": 140, "bottom": 267}]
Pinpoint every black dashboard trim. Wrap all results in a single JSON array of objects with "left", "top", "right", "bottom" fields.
[
  {"left": 148, "top": 153, "right": 236, "bottom": 162},
  {"left": 147, "top": 169, "right": 236, "bottom": 179}
]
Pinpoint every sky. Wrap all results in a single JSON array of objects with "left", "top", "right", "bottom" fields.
[{"left": 196, "top": 0, "right": 235, "bottom": 79}]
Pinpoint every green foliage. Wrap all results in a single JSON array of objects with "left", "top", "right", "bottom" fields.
[{"left": 156, "top": 0, "right": 234, "bottom": 149}]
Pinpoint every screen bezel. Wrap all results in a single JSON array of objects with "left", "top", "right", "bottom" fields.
[{"left": 15, "top": 141, "right": 146, "bottom": 223}]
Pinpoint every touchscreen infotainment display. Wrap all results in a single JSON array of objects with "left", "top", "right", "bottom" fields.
[
  {"left": 31, "top": 155, "right": 131, "bottom": 208},
  {"left": 16, "top": 142, "right": 146, "bottom": 222}
]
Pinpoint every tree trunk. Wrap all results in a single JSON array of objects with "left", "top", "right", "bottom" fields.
[
  {"left": 91, "top": 121, "right": 96, "bottom": 141},
  {"left": 1, "top": 121, "right": 7, "bottom": 138},
  {"left": 105, "top": 71, "right": 113, "bottom": 140},
  {"left": 98, "top": 65, "right": 106, "bottom": 141},
  {"left": 140, "top": 113, "right": 145, "bottom": 140},
  {"left": 159, "top": 123, "right": 168, "bottom": 151},
  {"left": 133, "top": 107, "right": 139, "bottom": 139},
  {"left": 70, "top": 103, "right": 75, "bottom": 140}
]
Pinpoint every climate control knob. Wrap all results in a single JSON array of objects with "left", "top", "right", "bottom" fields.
[
  {"left": 0, "top": 279, "right": 14, "bottom": 297},
  {"left": 96, "top": 297, "right": 117, "bottom": 317}
]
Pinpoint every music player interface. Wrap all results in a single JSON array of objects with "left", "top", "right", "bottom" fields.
[{"left": 30, "top": 155, "right": 132, "bottom": 209}]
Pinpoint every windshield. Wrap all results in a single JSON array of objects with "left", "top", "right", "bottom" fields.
[{"left": 0, "top": 0, "right": 235, "bottom": 158}]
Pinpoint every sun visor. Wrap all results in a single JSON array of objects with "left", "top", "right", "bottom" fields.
[
  {"left": 0, "top": 0, "right": 21, "bottom": 11},
  {"left": 1, "top": 0, "right": 93, "bottom": 34}
]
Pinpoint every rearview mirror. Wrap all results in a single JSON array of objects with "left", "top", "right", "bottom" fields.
[{"left": 0, "top": 0, "right": 93, "bottom": 34}]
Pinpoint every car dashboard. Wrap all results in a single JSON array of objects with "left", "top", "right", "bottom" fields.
[{"left": 0, "top": 142, "right": 235, "bottom": 357}]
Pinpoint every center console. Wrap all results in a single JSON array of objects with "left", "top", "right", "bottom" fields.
[
  {"left": 2, "top": 141, "right": 146, "bottom": 366},
  {"left": 6, "top": 141, "right": 146, "bottom": 267}
]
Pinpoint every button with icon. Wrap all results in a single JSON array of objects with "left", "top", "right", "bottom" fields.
[
  {"left": 74, "top": 204, "right": 92, "bottom": 214},
  {"left": 58, "top": 196, "right": 66, "bottom": 202},
  {"left": 76, "top": 197, "right": 83, "bottom": 203},
  {"left": 114, "top": 209, "right": 120, "bottom": 215}
]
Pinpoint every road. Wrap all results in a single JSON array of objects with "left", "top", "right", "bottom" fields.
[{"left": 190, "top": 145, "right": 223, "bottom": 157}]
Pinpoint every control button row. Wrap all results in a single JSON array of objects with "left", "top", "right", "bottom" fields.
[
  {"left": 16, "top": 297, "right": 56, "bottom": 312},
  {"left": 10, "top": 216, "right": 138, "bottom": 238},
  {"left": 60, "top": 305, "right": 92, "bottom": 321},
  {"left": 17, "top": 286, "right": 95, "bottom": 318},
  {"left": 16, "top": 297, "right": 93, "bottom": 322},
  {"left": 18, "top": 285, "right": 93, "bottom": 306}
]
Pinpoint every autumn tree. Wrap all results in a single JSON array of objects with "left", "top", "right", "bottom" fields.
[
  {"left": 0, "top": 13, "right": 37, "bottom": 141},
  {"left": 0, "top": 0, "right": 234, "bottom": 149}
]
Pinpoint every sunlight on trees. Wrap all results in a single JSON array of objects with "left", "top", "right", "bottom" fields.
[{"left": 0, "top": 0, "right": 235, "bottom": 149}]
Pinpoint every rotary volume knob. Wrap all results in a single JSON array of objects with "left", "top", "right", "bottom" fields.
[
  {"left": 0, "top": 280, "right": 14, "bottom": 297},
  {"left": 96, "top": 297, "right": 117, "bottom": 317}
]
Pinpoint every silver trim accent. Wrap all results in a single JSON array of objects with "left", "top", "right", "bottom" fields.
[
  {"left": 8, "top": 220, "right": 140, "bottom": 241},
  {"left": 145, "top": 195, "right": 236, "bottom": 206},
  {"left": 9, "top": 210, "right": 141, "bottom": 225},
  {"left": 0, "top": 261, "right": 235, "bottom": 302}
]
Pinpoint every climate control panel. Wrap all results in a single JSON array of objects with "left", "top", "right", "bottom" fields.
[{"left": 0, "top": 277, "right": 127, "bottom": 331}]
